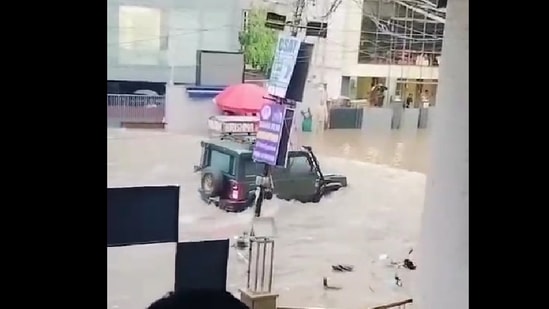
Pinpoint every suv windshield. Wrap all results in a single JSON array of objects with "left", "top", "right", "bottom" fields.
[{"left": 286, "top": 156, "right": 312, "bottom": 173}]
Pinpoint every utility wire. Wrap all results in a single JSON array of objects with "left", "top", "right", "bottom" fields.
[
  {"left": 108, "top": 0, "right": 446, "bottom": 47},
  {"left": 320, "top": 0, "right": 344, "bottom": 19},
  {"left": 108, "top": 18, "right": 442, "bottom": 49},
  {"left": 108, "top": 1, "right": 443, "bottom": 67}
]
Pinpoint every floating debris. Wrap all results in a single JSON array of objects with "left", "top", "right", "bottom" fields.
[
  {"left": 331, "top": 264, "right": 354, "bottom": 272},
  {"left": 379, "top": 250, "right": 417, "bottom": 270},
  {"left": 323, "top": 277, "right": 342, "bottom": 290},
  {"left": 233, "top": 232, "right": 249, "bottom": 249},
  {"left": 403, "top": 258, "right": 416, "bottom": 270},
  {"left": 394, "top": 274, "right": 402, "bottom": 287}
]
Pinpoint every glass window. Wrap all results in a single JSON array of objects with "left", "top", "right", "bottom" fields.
[
  {"left": 118, "top": 6, "right": 162, "bottom": 65},
  {"left": 244, "top": 160, "right": 264, "bottom": 176},
  {"left": 357, "top": 0, "right": 444, "bottom": 65},
  {"left": 208, "top": 150, "right": 235, "bottom": 175},
  {"left": 287, "top": 156, "right": 312, "bottom": 174}
]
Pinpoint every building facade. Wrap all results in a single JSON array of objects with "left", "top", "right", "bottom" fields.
[
  {"left": 107, "top": 0, "right": 246, "bottom": 86},
  {"left": 309, "top": 0, "right": 445, "bottom": 106}
]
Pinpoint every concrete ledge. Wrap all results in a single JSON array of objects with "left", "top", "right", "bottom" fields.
[
  {"left": 240, "top": 289, "right": 279, "bottom": 309},
  {"left": 276, "top": 306, "right": 334, "bottom": 309},
  {"left": 121, "top": 122, "right": 166, "bottom": 129}
]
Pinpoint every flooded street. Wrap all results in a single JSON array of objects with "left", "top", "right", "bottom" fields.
[
  {"left": 297, "top": 129, "right": 430, "bottom": 174},
  {"left": 108, "top": 128, "right": 430, "bottom": 309}
]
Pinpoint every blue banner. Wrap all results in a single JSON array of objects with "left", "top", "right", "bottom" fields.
[{"left": 253, "top": 103, "right": 288, "bottom": 166}]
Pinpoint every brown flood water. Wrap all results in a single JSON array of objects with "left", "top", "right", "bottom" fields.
[
  {"left": 107, "top": 128, "right": 429, "bottom": 309},
  {"left": 296, "top": 129, "right": 430, "bottom": 174}
]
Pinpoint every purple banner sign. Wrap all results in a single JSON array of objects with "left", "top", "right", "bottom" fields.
[{"left": 252, "top": 103, "right": 286, "bottom": 166}]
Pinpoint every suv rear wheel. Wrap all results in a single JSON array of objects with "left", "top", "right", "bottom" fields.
[{"left": 201, "top": 168, "right": 224, "bottom": 198}]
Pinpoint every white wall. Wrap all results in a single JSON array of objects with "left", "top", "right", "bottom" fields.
[
  {"left": 107, "top": 0, "right": 245, "bottom": 83},
  {"left": 413, "top": 0, "right": 469, "bottom": 307}
]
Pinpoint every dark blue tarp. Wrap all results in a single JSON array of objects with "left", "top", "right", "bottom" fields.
[
  {"left": 175, "top": 239, "right": 230, "bottom": 291},
  {"left": 107, "top": 186, "right": 180, "bottom": 247}
]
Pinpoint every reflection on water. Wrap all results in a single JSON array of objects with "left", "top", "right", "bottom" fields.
[
  {"left": 107, "top": 128, "right": 429, "bottom": 309},
  {"left": 296, "top": 129, "right": 430, "bottom": 174},
  {"left": 168, "top": 98, "right": 431, "bottom": 173}
]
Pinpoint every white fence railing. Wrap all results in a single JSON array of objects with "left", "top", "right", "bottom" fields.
[{"left": 107, "top": 94, "right": 165, "bottom": 124}]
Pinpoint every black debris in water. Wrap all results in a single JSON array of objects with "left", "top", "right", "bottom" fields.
[
  {"left": 394, "top": 274, "right": 403, "bottom": 287},
  {"left": 403, "top": 258, "right": 416, "bottom": 270},
  {"left": 323, "top": 277, "right": 342, "bottom": 290},
  {"left": 331, "top": 264, "right": 354, "bottom": 272}
]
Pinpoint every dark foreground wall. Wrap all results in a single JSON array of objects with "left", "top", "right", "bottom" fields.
[
  {"left": 107, "top": 186, "right": 180, "bottom": 247},
  {"left": 107, "top": 186, "right": 230, "bottom": 308}
]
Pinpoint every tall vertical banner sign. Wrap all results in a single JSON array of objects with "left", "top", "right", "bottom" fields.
[
  {"left": 252, "top": 103, "right": 294, "bottom": 167},
  {"left": 267, "top": 35, "right": 302, "bottom": 98}
]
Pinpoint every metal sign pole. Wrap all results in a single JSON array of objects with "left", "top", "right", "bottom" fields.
[
  {"left": 254, "top": 164, "right": 269, "bottom": 217},
  {"left": 254, "top": 11, "right": 302, "bottom": 217}
]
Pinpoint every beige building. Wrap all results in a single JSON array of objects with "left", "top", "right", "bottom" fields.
[{"left": 304, "top": 0, "right": 445, "bottom": 106}]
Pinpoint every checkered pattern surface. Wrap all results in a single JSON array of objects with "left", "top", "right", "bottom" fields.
[{"left": 107, "top": 186, "right": 229, "bottom": 309}]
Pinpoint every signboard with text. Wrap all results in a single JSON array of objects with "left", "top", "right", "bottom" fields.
[
  {"left": 207, "top": 115, "right": 259, "bottom": 134},
  {"left": 267, "top": 35, "right": 302, "bottom": 98},
  {"left": 252, "top": 103, "right": 293, "bottom": 167}
]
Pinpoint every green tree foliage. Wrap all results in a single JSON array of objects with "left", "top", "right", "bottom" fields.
[{"left": 239, "top": 7, "right": 277, "bottom": 75}]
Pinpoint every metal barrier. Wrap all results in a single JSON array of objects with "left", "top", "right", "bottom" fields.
[
  {"left": 107, "top": 94, "right": 165, "bottom": 124},
  {"left": 328, "top": 107, "right": 364, "bottom": 129}
]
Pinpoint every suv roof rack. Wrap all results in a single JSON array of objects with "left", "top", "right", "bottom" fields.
[{"left": 208, "top": 115, "right": 258, "bottom": 146}]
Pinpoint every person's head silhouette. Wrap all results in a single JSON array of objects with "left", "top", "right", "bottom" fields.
[{"left": 147, "top": 290, "right": 249, "bottom": 309}]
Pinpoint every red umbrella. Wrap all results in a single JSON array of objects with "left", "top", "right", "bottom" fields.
[{"left": 214, "top": 83, "right": 272, "bottom": 115}]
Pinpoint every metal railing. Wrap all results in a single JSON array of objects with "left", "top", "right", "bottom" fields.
[
  {"left": 107, "top": 94, "right": 165, "bottom": 124},
  {"left": 244, "top": 79, "right": 268, "bottom": 88},
  {"left": 277, "top": 298, "right": 412, "bottom": 309},
  {"left": 371, "top": 299, "right": 413, "bottom": 309}
]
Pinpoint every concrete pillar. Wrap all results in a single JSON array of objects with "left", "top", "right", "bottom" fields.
[
  {"left": 390, "top": 101, "right": 404, "bottom": 130},
  {"left": 413, "top": 0, "right": 468, "bottom": 308},
  {"left": 164, "top": 84, "right": 188, "bottom": 133},
  {"left": 386, "top": 77, "right": 398, "bottom": 106},
  {"left": 239, "top": 290, "right": 278, "bottom": 309}
]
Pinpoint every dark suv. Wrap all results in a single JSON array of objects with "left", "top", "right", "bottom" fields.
[{"left": 194, "top": 138, "right": 348, "bottom": 212}]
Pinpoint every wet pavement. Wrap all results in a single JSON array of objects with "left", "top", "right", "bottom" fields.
[{"left": 107, "top": 128, "right": 429, "bottom": 309}]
